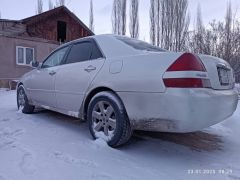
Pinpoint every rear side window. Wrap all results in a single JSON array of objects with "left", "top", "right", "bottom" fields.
[
  {"left": 116, "top": 36, "right": 166, "bottom": 52},
  {"left": 66, "top": 42, "right": 92, "bottom": 64},
  {"left": 91, "top": 42, "right": 103, "bottom": 59}
]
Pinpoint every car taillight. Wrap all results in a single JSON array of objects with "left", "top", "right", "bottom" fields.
[
  {"left": 163, "top": 78, "right": 211, "bottom": 88},
  {"left": 163, "top": 53, "right": 211, "bottom": 88},
  {"left": 167, "top": 53, "right": 206, "bottom": 72}
]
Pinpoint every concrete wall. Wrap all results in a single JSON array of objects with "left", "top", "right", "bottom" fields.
[{"left": 0, "top": 35, "right": 58, "bottom": 88}]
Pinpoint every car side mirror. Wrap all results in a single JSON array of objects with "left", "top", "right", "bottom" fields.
[{"left": 31, "top": 61, "right": 40, "bottom": 68}]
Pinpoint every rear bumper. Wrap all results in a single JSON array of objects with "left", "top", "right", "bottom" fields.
[{"left": 117, "top": 88, "right": 238, "bottom": 133}]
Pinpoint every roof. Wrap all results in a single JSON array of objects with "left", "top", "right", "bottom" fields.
[
  {"left": 21, "top": 6, "right": 94, "bottom": 35},
  {"left": 0, "top": 19, "right": 20, "bottom": 23},
  {"left": 0, "top": 34, "right": 59, "bottom": 44},
  {"left": 53, "top": 34, "right": 145, "bottom": 58}
]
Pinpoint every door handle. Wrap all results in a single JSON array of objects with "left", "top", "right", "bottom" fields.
[
  {"left": 49, "top": 71, "right": 56, "bottom": 76},
  {"left": 84, "top": 65, "right": 96, "bottom": 72}
]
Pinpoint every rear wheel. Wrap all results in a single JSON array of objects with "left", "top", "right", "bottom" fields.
[
  {"left": 87, "top": 91, "right": 132, "bottom": 147},
  {"left": 17, "top": 86, "right": 35, "bottom": 114}
]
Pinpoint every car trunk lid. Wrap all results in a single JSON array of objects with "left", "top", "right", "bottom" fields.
[{"left": 198, "top": 54, "right": 235, "bottom": 90}]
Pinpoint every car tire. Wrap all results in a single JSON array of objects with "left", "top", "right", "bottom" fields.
[
  {"left": 87, "top": 91, "right": 132, "bottom": 147},
  {"left": 17, "top": 85, "right": 35, "bottom": 114}
]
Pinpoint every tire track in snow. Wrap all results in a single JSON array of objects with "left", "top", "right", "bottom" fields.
[
  {"left": 90, "top": 173, "right": 113, "bottom": 180},
  {"left": 53, "top": 151, "right": 98, "bottom": 168},
  {"left": 0, "top": 118, "right": 10, "bottom": 122},
  {"left": 0, "top": 128, "right": 24, "bottom": 150},
  {"left": 0, "top": 126, "right": 36, "bottom": 175}
]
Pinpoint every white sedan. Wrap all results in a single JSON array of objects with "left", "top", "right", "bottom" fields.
[{"left": 17, "top": 35, "right": 238, "bottom": 147}]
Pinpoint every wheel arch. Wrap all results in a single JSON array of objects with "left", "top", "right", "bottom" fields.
[
  {"left": 16, "top": 82, "right": 26, "bottom": 94},
  {"left": 17, "top": 82, "right": 24, "bottom": 88},
  {"left": 83, "top": 86, "right": 127, "bottom": 120}
]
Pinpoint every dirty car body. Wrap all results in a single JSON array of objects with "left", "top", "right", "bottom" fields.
[{"left": 18, "top": 35, "right": 238, "bottom": 135}]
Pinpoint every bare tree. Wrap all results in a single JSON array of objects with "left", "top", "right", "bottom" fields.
[
  {"left": 112, "top": 0, "right": 118, "bottom": 34},
  {"left": 112, "top": 0, "right": 127, "bottom": 35},
  {"left": 231, "top": 21, "right": 240, "bottom": 81},
  {"left": 222, "top": 2, "right": 240, "bottom": 80},
  {"left": 149, "top": 0, "right": 156, "bottom": 45},
  {"left": 155, "top": 0, "right": 161, "bottom": 46},
  {"left": 56, "top": 0, "right": 65, "bottom": 7},
  {"left": 112, "top": 0, "right": 121, "bottom": 34},
  {"left": 157, "top": 0, "right": 189, "bottom": 51},
  {"left": 174, "top": 0, "right": 190, "bottom": 51},
  {"left": 187, "top": 2, "right": 240, "bottom": 82},
  {"left": 121, "top": 0, "right": 127, "bottom": 35},
  {"left": 49, "top": 0, "right": 54, "bottom": 10},
  {"left": 89, "top": 0, "right": 94, "bottom": 32},
  {"left": 37, "top": 0, "right": 43, "bottom": 14},
  {"left": 195, "top": 4, "right": 205, "bottom": 53},
  {"left": 224, "top": 1, "right": 232, "bottom": 61},
  {"left": 188, "top": 4, "right": 213, "bottom": 55},
  {"left": 129, "top": 0, "right": 139, "bottom": 38}
]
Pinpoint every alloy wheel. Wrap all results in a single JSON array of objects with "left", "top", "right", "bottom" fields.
[
  {"left": 91, "top": 101, "right": 117, "bottom": 141},
  {"left": 18, "top": 89, "right": 25, "bottom": 108}
]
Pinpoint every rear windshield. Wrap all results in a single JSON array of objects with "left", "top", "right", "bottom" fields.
[{"left": 116, "top": 36, "right": 166, "bottom": 52}]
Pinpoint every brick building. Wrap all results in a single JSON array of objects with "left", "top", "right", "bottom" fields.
[{"left": 0, "top": 6, "right": 93, "bottom": 88}]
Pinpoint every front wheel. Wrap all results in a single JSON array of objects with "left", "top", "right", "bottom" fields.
[
  {"left": 87, "top": 91, "right": 132, "bottom": 147},
  {"left": 17, "top": 85, "right": 35, "bottom": 114}
]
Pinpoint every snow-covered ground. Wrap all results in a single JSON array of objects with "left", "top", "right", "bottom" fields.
[{"left": 0, "top": 90, "right": 239, "bottom": 180}]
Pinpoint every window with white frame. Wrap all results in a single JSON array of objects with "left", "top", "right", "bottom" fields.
[{"left": 16, "top": 46, "right": 34, "bottom": 65}]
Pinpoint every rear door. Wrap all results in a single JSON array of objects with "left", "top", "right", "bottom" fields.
[{"left": 55, "top": 40, "right": 105, "bottom": 113}]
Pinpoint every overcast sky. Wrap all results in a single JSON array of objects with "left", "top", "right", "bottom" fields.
[{"left": 0, "top": 0, "right": 240, "bottom": 41}]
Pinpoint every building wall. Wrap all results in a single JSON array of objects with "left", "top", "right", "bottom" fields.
[
  {"left": 26, "top": 11, "right": 91, "bottom": 42},
  {"left": 0, "top": 36, "right": 58, "bottom": 88}
]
